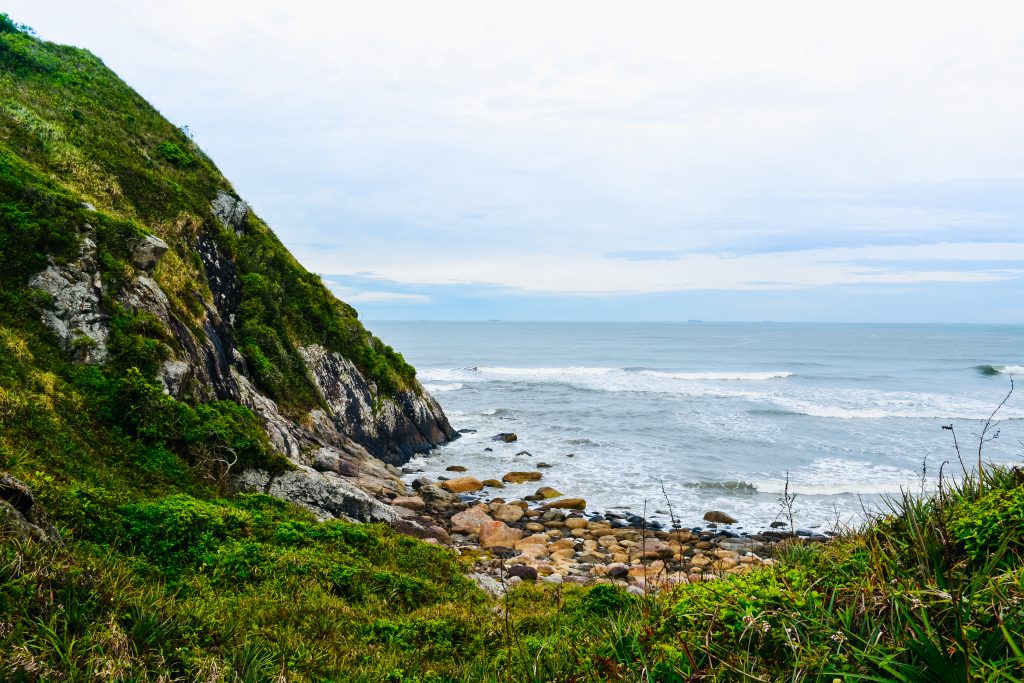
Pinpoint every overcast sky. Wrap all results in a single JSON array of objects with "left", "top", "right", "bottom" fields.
[{"left": 9, "top": 1, "right": 1024, "bottom": 321}]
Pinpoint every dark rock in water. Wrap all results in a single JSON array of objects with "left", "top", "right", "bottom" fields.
[
  {"left": 484, "top": 447, "right": 493, "bottom": 452},
  {"left": 536, "top": 462, "right": 552, "bottom": 468},
  {"left": 719, "top": 530, "right": 740, "bottom": 538},
  {"left": 808, "top": 534, "right": 829, "bottom": 542},
  {"left": 607, "top": 565, "right": 629, "bottom": 580},
  {"left": 507, "top": 565, "right": 538, "bottom": 581},
  {"left": 690, "top": 526, "right": 702, "bottom": 533},
  {"left": 611, "top": 519, "right": 630, "bottom": 529},
  {"left": 796, "top": 529, "right": 813, "bottom": 537},
  {"left": 703, "top": 510, "right": 738, "bottom": 524},
  {"left": 402, "top": 467, "right": 422, "bottom": 475},
  {"left": 515, "top": 450, "right": 532, "bottom": 456},
  {"left": 565, "top": 453, "right": 575, "bottom": 457},
  {"left": 458, "top": 428, "right": 477, "bottom": 434},
  {"left": 647, "top": 520, "right": 664, "bottom": 530},
  {"left": 524, "top": 494, "right": 544, "bottom": 502},
  {"left": 493, "top": 433, "right": 518, "bottom": 443},
  {"left": 588, "top": 515, "right": 606, "bottom": 523},
  {"left": 445, "top": 465, "right": 468, "bottom": 472},
  {"left": 770, "top": 521, "right": 788, "bottom": 529}
]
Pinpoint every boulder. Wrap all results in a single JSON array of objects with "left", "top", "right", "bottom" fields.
[
  {"left": 491, "top": 503, "right": 525, "bottom": 524},
  {"left": 502, "top": 471, "right": 542, "bottom": 483},
  {"left": 445, "top": 465, "right": 468, "bottom": 472},
  {"left": 0, "top": 475, "right": 60, "bottom": 543},
  {"left": 391, "top": 496, "right": 425, "bottom": 511},
  {"left": 441, "top": 476, "right": 483, "bottom": 493},
  {"left": 545, "top": 497, "right": 586, "bottom": 510},
  {"left": 130, "top": 234, "right": 169, "bottom": 271},
  {"left": 479, "top": 520, "right": 523, "bottom": 548},
  {"left": 493, "top": 433, "right": 518, "bottom": 443},
  {"left": 450, "top": 504, "right": 494, "bottom": 534},
  {"left": 311, "top": 448, "right": 358, "bottom": 477},
  {"left": 481, "top": 479, "right": 505, "bottom": 488},
  {"left": 703, "top": 510, "right": 738, "bottom": 524},
  {"left": 231, "top": 467, "right": 396, "bottom": 524},
  {"left": 535, "top": 486, "right": 563, "bottom": 499},
  {"left": 507, "top": 565, "right": 538, "bottom": 581}
]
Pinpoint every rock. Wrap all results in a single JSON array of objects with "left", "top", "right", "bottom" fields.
[
  {"left": 231, "top": 466, "right": 396, "bottom": 524},
  {"left": 515, "top": 450, "right": 532, "bottom": 457},
  {"left": 607, "top": 565, "right": 629, "bottom": 580},
  {"left": 457, "top": 428, "right": 477, "bottom": 434},
  {"left": 507, "top": 565, "right": 538, "bottom": 581},
  {"left": 492, "top": 433, "right": 518, "bottom": 443},
  {"left": 417, "top": 484, "right": 460, "bottom": 509},
  {"left": 535, "top": 486, "right": 563, "bottom": 499},
  {"left": 411, "top": 477, "right": 434, "bottom": 490},
  {"left": 491, "top": 503, "right": 525, "bottom": 524},
  {"left": 451, "top": 504, "right": 494, "bottom": 534},
  {"left": 441, "top": 476, "right": 483, "bottom": 493},
  {"left": 311, "top": 448, "right": 358, "bottom": 477},
  {"left": 536, "top": 462, "right": 552, "bottom": 468},
  {"left": 502, "top": 471, "right": 542, "bottom": 483},
  {"left": 211, "top": 190, "right": 250, "bottom": 233},
  {"left": 770, "top": 521, "right": 788, "bottom": 529},
  {"left": 703, "top": 510, "right": 738, "bottom": 524},
  {"left": 629, "top": 538, "right": 674, "bottom": 560},
  {"left": 479, "top": 520, "right": 523, "bottom": 548},
  {"left": 0, "top": 475, "right": 60, "bottom": 543},
  {"left": 545, "top": 498, "right": 586, "bottom": 510},
  {"left": 28, "top": 233, "right": 109, "bottom": 364},
  {"left": 158, "top": 360, "right": 191, "bottom": 397},
  {"left": 718, "top": 538, "right": 765, "bottom": 553},
  {"left": 469, "top": 572, "right": 505, "bottom": 597},
  {"left": 301, "top": 344, "right": 456, "bottom": 467},
  {"left": 523, "top": 494, "right": 543, "bottom": 502},
  {"left": 445, "top": 465, "right": 468, "bottom": 472},
  {"left": 130, "top": 234, "right": 169, "bottom": 271},
  {"left": 540, "top": 572, "right": 563, "bottom": 584},
  {"left": 564, "top": 517, "right": 589, "bottom": 530},
  {"left": 481, "top": 479, "right": 505, "bottom": 488},
  {"left": 391, "top": 496, "right": 425, "bottom": 511}
]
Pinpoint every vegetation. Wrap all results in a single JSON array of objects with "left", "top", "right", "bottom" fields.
[{"left": 1, "top": 13, "right": 1022, "bottom": 682}]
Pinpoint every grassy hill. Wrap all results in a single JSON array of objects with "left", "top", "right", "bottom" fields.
[{"left": 1, "top": 14, "right": 1022, "bottom": 682}]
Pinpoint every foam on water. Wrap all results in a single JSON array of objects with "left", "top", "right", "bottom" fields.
[{"left": 377, "top": 322, "right": 1024, "bottom": 529}]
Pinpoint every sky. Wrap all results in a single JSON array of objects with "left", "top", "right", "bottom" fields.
[{"left": 8, "top": 1, "right": 1024, "bottom": 322}]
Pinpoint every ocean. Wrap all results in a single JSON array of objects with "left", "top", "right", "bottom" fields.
[{"left": 370, "top": 322, "right": 1023, "bottom": 531}]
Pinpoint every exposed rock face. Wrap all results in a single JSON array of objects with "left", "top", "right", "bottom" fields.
[
  {"left": 300, "top": 344, "right": 455, "bottom": 465},
  {"left": 25, "top": 197, "right": 457, "bottom": 531},
  {"left": 232, "top": 466, "right": 397, "bottom": 524},
  {"left": 28, "top": 232, "right": 109, "bottom": 364},
  {"left": 211, "top": 190, "right": 249, "bottom": 234},
  {"left": 0, "top": 474, "right": 60, "bottom": 543}
]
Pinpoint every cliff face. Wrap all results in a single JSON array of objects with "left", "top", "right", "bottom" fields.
[{"left": 0, "top": 22, "right": 454, "bottom": 525}]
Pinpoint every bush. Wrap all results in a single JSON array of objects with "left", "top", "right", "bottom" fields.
[{"left": 156, "top": 141, "right": 195, "bottom": 168}]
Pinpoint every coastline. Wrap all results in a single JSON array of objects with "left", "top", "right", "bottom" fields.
[{"left": 386, "top": 436, "right": 834, "bottom": 592}]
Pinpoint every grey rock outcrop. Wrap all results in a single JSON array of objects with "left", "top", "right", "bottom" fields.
[
  {"left": 301, "top": 344, "right": 456, "bottom": 465},
  {"left": 28, "top": 232, "right": 109, "bottom": 364},
  {"left": 0, "top": 474, "right": 60, "bottom": 543},
  {"left": 231, "top": 466, "right": 397, "bottom": 524},
  {"left": 130, "top": 234, "right": 168, "bottom": 272},
  {"left": 211, "top": 190, "right": 249, "bottom": 234}
]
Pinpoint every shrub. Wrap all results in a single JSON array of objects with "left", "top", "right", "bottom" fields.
[{"left": 156, "top": 141, "right": 195, "bottom": 168}]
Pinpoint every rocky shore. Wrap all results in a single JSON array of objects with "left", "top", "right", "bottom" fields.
[{"left": 382, "top": 438, "right": 834, "bottom": 595}]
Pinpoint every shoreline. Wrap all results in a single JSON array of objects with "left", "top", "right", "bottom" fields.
[{"left": 385, "top": 443, "right": 835, "bottom": 592}]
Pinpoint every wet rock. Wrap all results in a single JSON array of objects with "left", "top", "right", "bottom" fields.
[
  {"left": 481, "top": 479, "right": 505, "bottom": 488},
  {"left": 703, "top": 510, "right": 738, "bottom": 524},
  {"left": 493, "top": 433, "right": 518, "bottom": 443},
  {"left": 515, "top": 450, "right": 532, "bottom": 457},
  {"left": 545, "top": 498, "right": 586, "bottom": 510},
  {"left": 458, "top": 428, "right": 477, "bottom": 434},
  {"left": 535, "top": 486, "right": 563, "bottom": 499},
  {"left": 502, "top": 471, "right": 542, "bottom": 483},
  {"left": 536, "top": 462, "right": 552, "bottom": 468},
  {"left": 441, "top": 476, "right": 483, "bottom": 494},
  {"left": 770, "top": 521, "right": 788, "bottom": 529},
  {"left": 523, "top": 494, "right": 544, "bottom": 502},
  {"left": 445, "top": 465, "right": 468, "bottom": 472}
]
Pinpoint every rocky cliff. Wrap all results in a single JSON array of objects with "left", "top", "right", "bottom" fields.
[{"left": 0, "top": 21, "right": 455, "bottom": 529}]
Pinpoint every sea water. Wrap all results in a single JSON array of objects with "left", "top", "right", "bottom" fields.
[{"left": 370, "top": 322, "right": 1023, "bottom": 531}]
